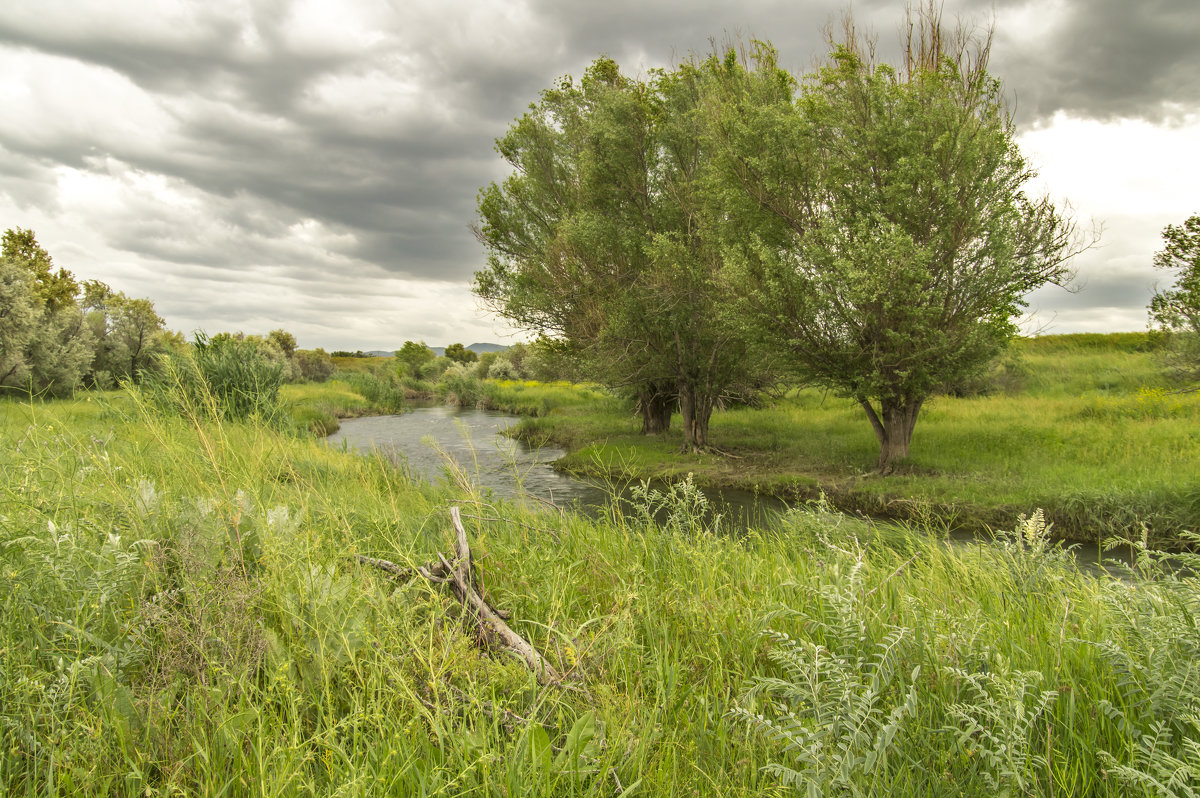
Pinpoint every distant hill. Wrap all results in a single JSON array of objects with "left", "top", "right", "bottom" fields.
[
  {"left": 363, "top": 342, "right": 508, "bottom": 358},
  {"left": 466, "top": 343, "right": 508, "bottom": 354}
]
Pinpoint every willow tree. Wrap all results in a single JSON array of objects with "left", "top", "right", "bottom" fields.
[
  {"left": 476, "top": 58, "right": 762, "bottom": 449},
  {"left": 1148, "top": 214, "right": 1200, "bottom": 384},
  {"left": 713, "top": 15, "right": 1084, "bottom": 472}
]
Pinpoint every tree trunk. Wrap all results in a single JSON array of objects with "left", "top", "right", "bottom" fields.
[
  {"left": 678, "top": 380, "right": 715, "bottom": 452},
  {"left": 860, "top": 397, "right": 923, "bottom": 474},
  {"left": 637, "top": 383, "right": 674, "bottom": 434}
]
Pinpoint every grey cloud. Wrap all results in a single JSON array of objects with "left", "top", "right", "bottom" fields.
[
  {"left": 0, "top": 0, "right": 1196, "bottom": 347},
  {"left": 957, "top": 0, "right": 1200, "bottom": 123}
]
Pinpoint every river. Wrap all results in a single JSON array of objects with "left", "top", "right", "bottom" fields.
[{"left": 326, "top": 407, "right": 1119, "bottom": 572}]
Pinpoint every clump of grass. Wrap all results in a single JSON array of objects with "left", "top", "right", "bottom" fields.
[{"left": 142, "top": 333, "right": 284, "bottom": 423}]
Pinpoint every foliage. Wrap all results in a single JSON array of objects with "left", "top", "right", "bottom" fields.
[
  {"left": 296, "top": 347, "right": 335, "bottom": 382},
  {"left": 395, "top": 340, "right": 435, "bottom": 378},
  {"left": 732, "top": 548, "right": 920, "bottom": 794},
  {"left": 628, "top": 473, "right": 721, "bottom": 535},
  {"left": 83, "top": 282, "right": 172, "bottom": 386},
  {"left": 0, "top": 255, "right": 40, "bottom": 389},
  {"left": 144, "top": 332, "right": 285, "bottom": 422},
  {"left": 267, "top": 328, "right": 297, "bottom": 359},
  {"left": 340, "top": 370, "right": 410, "bottom": 412},
  {"left": 515, "top": 334, "right": 1200, "bottom": 546},
  {"left": 5, "top": 396, "right": 1200, "bottom": 795},
  {"left": 444, "top": 342, "right": 478, "bottom": 363},
  {"left": 710, "top": 14, "right": 1083, "bottom": 472},
  {"left": 1, "top": 231, "right": 99, "bottom": 396},
  {"left": 1148, "top": 214, "right": 1200, "bottom": 384},
  {"left": 1, "top": 226, "right": 78, "bottom": 311},
  {"left": 475, "top": 57, "right": 767, "bottom": 449}
]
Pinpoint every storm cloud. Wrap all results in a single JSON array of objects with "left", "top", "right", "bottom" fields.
[{"left": 0, "top": 0, "right": 1196, "bottom": 348}]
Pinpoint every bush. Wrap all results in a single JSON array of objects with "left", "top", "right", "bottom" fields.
[
  {"left": 341, "top": 371, "right": 408, "bottom": 412},
  {"left": 487, "top": 358, "right": 520, "bottom": 380},
  {"left": 143, "top": 333, "right": 285, "bottom": 422},
  {"left": 296, "top": 348, "right": 335, "bottom": 382},
  {"left": 435, "top": 364, "right": 496, "bottom": 407}
]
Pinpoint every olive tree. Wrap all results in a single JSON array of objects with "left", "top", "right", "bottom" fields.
[
  {"left": 713, "top": 15, "right": 1084, "bottom": 471},
  {"left": 1148, "top": 214, "right": 1200, "bottom": 384}
]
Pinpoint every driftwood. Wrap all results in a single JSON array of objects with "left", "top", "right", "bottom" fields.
[{"left": 356, "top": 507, "right": 560, "bottom": 684}]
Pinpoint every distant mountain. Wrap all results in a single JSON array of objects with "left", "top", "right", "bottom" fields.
[{"left": 362, "top": 342, "right": 508, "bottom": 358}]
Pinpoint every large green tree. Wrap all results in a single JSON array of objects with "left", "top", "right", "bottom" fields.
[
  {"left": 83, "top": 281, "right": 171, "bottom": 386},
  {"left": 476, "top": 58, "right": 764, "bottom": 449},
  {"left": 1148, "top": 214, "right": 1200, "bottom": 384},
  {"left": 1, "top": 229, "right": 95, "bottom": 396},
  {"left": 713, "top": 15, "right": 1083, "bottom": 471},
  {"left": 1, "top": 227, "right": 78, "bottom": 312},
  {"left": 0, "top": 256, "right": 38, "bottom": 388}
]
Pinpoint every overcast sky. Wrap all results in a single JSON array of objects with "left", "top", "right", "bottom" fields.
[{"left": 1, "top": 0, "right": 1198, "bottom": 350}]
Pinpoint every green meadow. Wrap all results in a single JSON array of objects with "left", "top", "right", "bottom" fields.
[
  {"left": 515, "top": 333, "right": 1200, "bottom": 545},
  {"left": 1, "top": 334, "right": 1199, "bottom": 796}
]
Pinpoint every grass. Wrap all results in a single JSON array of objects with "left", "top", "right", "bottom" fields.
[
  {"left": 3, "top": 389, "right": 1200, "bottom": 795},
  {"left": 512, "top": 334, "right": 1200, "bottom": 545},
  {"left": 280, "top": 380, "right": 383, "bottom": 435}
]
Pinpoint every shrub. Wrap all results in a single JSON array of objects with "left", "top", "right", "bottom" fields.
[
  {"left": 296, "top": 348, "right": 335, "bottom": 382},
  {"left": 144, "top": 332, "right": 284, "bottom": 422},
  {"left": 487, "top": 357, "right": 520, "bottom": 381},
  {"left": 435, "top": 364, "right": 497, "bottom": 407},
  {"left": 341, "top": 371, "right": 408, "bottom": 412}
]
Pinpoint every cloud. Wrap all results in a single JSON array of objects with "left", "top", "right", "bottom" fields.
[
  {"left": 985, "top": 0, "right": 1200, "bottom": 123},
  {"left": 0, "top": 0, "right": 1198, "bottom": 348}
]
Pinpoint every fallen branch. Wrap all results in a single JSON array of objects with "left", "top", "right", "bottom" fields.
[{"left": 355, "top": 508, "right": 559, "bottom": 684}]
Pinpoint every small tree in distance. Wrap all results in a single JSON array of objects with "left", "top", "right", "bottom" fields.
[
  {"left": 1149, "top": 214, "right": 1200, "bottom": 385},
  {"left": 395, "top": 340, "right": 434, "bottom": 378},
  {"left": 444, "top": 342, "right": 478, "bottom": 364}
]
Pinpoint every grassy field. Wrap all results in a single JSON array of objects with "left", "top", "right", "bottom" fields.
[
  {"left": 3, "top": 387, "right": 1200, "bottom": 795},
  {"left": 512, "top": 334, "right": 1200, "bottom": 545}
]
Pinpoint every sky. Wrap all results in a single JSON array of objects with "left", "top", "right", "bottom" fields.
[{"left": 1, "top": 0, "right": 1198, "bottom": 351}]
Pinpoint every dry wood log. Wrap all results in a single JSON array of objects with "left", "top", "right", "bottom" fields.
[
  {"left": 355, "top": 508, "right": 559, "bottom": 684},
  {"left": 445, "top": 507, "right": 561, "bottom": 684}
]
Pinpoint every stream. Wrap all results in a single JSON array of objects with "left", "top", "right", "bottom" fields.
[{"left": 326, "top": 407, "right": 1118, "bottom": 572}]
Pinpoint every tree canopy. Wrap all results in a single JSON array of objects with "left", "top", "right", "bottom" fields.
[
  {"left": 475, "top": 9, "right": 1083, "bottom": 466},
  {"left": 712, "top": 16, "right": 1083, "bottom": 470},
  {"left": 475, "top": 58, "right": 766, "bottom": 449},
  {"left": 1148, "top": 213, "right": 1200, "bottom": 383},
  {"left": 1, "top": 229, "right": 173, "bottom": 396}
]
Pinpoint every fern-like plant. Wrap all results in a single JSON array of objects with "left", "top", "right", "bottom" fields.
[{"left": 732, "top": 540, "right": 919, "bottom": 795}]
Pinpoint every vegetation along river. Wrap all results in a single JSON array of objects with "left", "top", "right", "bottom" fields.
[{"left": 327, "top": 407, "right": 1117, "bottom": 571}]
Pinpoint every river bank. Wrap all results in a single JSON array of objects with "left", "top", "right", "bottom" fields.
[
  {"left": 288, "top": 335, "right": 1200, "bottom": 547},
  {"left": 503, "top": 335, "right": 1200, "bottom": 548}
]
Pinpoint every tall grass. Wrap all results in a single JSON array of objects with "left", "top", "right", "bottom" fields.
[
  {"left": 3, "top": 392, "right": 1200, "bottom": 796},
  {"left": 143, "top": 334, "right": 284, "bottom": 423}
]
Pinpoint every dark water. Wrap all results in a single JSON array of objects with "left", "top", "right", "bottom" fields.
[{"left": 327, "top": 407, "right": 1117, "bottom": 573}]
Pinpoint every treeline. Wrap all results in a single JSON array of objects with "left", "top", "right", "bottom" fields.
[
  {"left": 475, "top": 8, "right": 1085, "bottom": 470},
  {"left": 0, "top": 228, "right": 179, "bottom": 397},
  {"left": 0, "top": 226, "right": 339, "bottom": 407}
]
